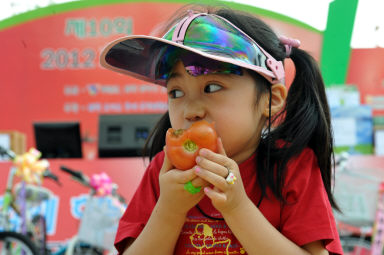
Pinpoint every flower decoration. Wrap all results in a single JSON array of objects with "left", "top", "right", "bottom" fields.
[
  {"left": 13, "top": 148, "right": 49, "bottom": 184},
  {"left": 90, "top": 172, "right": 113, "bottom": 196}
]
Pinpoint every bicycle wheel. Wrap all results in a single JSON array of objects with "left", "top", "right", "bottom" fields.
[
  {"left": 60, "top": 236, "right": 103, "bottom": 255},
  {"left": 72, "top": 243, "right": 104, "bottom": 255},
  {"left": 55, "top": 245, "right": 103, "bottom": 255},
  {"left": 31, "top": 215, "right": 48, "bottom": 255},
  {"left": 0, "top": 231, "right": 39, "bottom": 255}
]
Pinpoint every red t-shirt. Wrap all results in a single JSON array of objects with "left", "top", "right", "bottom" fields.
[{"left": 115, "top": 149, "right": 343, "bottom": 255}]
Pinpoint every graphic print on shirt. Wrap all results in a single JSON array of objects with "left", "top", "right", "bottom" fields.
[
  {"left": 178, "top": 215, "right": 246, "bottom": 254},
  {"left": 190, "top": 223, "right": 231, "bottom": 254}
]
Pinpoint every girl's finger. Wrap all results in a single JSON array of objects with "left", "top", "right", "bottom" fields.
[
  {"left": 204, "top": 186, "right": 226, "bottom": 203},
  {"left": 217, "top": 137, "right": 227, "bottom": 156},
  {"left": 191, "top": 177, "right": 210, "bottom": 188},
  {"left": 195, "top": 166, "right": 228, "bottom": 191},
  {"left": 196, "top": 155, "right": 228, "bottom": 178},
  {"left": 169, "top": 168, "right": 197, "bottom": 184},
  {"left": 199, "top": 148, "right": 233, "bottom": 172},
  {"left": 161, "top": 147, "right": 197, "bottom": 183}
]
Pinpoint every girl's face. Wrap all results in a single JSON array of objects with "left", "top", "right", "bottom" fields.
[{"left": 166, "top": 61, "right": 268, "bottom": 164}]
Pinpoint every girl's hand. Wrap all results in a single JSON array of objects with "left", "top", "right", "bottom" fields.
[
  {"left": 194, "top": 138, "right": 251, "bottom": 215},
  {"left": 157, "top": 147, "right": 208, "bottom": 216}
]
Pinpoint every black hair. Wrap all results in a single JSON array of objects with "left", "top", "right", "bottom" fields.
[{"left": 144, "top": 5, "right": 339, "bottom": 210}]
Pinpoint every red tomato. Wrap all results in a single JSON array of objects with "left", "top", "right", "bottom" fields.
[{"left": 165, "top": 120, "right": 218, "bottom": 170}]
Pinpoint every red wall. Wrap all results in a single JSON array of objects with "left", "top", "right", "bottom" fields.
[{"left": 346, "top": 48, "right": 384, "bottom": 116}]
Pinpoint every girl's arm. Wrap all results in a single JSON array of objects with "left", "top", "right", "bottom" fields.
[
  {"left": 219, "top": 196, "right": 328, "bottom": 255},
  {"left": 122, "top": 201, "right": 187, "bottom": 255},
  {"left": 123, "top": 150, "right": 206, "bottom": 255},
  {"left": 194, "top": 141, "right": 330, "bottom": 255}
]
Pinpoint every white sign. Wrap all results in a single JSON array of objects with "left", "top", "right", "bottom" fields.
[
  {"left": 375, "top": 130, "right": 384, "bottom": 156},
  {"left": 333, "top": 118, "right": 357, "bottom": 146},
  {"left": 0, "top": 134, "right": 10, "bottom": 160}
]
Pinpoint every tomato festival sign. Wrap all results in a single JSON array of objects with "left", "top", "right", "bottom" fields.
[{"left": 0, "top": 1, "right": 322, "bottom": 153}]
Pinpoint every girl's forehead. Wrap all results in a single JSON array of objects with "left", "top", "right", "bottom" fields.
[
  {"left": 164, "top": 55, "right": 244, "bottom": 80},
  {"left": 168, "top": 61, "right": 240, "bottom": 80},
  {"left": 166, "top": 61, "right": 187, "bottom": 81},
  {"left": 166, "top": 60, "right": 251, "bottom": 86}
]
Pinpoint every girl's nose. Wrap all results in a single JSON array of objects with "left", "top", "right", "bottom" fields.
[{"left": 184, "top": 99, "right": 206, "bottom": 122}]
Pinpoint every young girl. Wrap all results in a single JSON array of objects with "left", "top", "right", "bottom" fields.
[{"left": 101, "top": 5, "right": 342, "bottom": 255}]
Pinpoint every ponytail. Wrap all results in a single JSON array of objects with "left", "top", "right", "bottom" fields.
[{"left": 257, "top": 47, "right": 339, "bottom": 210}]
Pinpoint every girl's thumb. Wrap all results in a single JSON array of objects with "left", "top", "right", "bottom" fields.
[
  {"left": 160, "top": 146, "right": 173, "bottom": 175},
  {"left": 217, "top": 137, "right": 227, "bottom": 156}
]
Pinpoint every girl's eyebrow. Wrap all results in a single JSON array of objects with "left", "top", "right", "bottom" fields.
[
  {"left": 166, "top": 70, "right": 238, "bottom": 83},
  {"left": 167, "top": 72, "right": 182, "bottom": 82}
]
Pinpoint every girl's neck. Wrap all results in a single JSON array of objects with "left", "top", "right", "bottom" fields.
[{"left": 231, "top": 137, "right": 260, "bottom": 165}]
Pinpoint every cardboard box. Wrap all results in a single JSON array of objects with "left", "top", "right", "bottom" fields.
[
  {"left": 373, "top": 116, "right": 384, "bottom": 156},
  {"left": 326, "top": 85, "right": 360, "bottom": 108},
  {"left": 0, "top": 130, "right": 26, "bottom": 160},
  {"left": 331, "top": 105, "right": 373, "bottom": 154}
]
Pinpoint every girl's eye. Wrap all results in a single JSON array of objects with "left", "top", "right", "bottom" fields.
[
  {"left": 204, "top": 83, "right": 222, "bottom": 93},
  {"left": 168, "top": 89, "right": 184, "bottom": 98}
]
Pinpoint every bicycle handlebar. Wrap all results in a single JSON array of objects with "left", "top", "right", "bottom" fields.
[
  {"left": 60, "top": 165, "right": 90, "bottom": 187},
  {"left": 115, "top": 193, "right": 126, "bottom": 204},
  {"left": 0, "top": 146, "right": 16, "bottom": 160},
  {"left": 43, "top": 169, "right": 61, "bottom": 186},
  {"left": 60, "top": 165, "right": 126, "bottom": 202},
  {"left": 1, "top": 146, "right": 61, "bottom": 186}
]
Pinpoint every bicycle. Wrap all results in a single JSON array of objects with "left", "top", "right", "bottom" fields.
[
  {"left": 52, "top": 165, "right": 126, "bottom": 255},
  {"left": 0, "top": 146, "right": 60, "bottom": 255},
  {"left": 333, "top": 152, "right": 384, "bottom": 254}
]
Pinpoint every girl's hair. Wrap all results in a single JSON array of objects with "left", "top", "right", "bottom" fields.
[{"left": 144, "top": 5, "right": 339, "bottom": 210}]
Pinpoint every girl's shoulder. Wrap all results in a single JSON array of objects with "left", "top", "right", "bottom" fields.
[
  {"left": 151, "top": 150, "right": 166, "bottom": 167},
  {"left": 283, "top": 147, "right": 321, "bottom": 190},
  {"left": 276, "top": 140, "right": 319, "bottom": 174},
  {"left": 289, "top": 147, "right": 317, "bottom": 166},
  {"left": 147, "top": 150, "right": 165, "bottom": 172}
]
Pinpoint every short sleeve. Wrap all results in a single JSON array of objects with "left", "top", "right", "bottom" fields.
[
  {"left": 280, "top": 148, "right": 342, "bottom": 255},
  {"left": 114, "top": 151, "right": 164, "bottom": 254}
]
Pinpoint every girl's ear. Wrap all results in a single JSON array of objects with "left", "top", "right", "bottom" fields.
[{"left": 262, "top": 83, "right": 287, "bottom": 117}]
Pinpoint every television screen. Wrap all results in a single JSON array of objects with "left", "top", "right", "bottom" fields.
[
  {"left": 34, "top": 122, "right": 82, "bottom": 158},
  {"left": 98, "top": 113, "right": 163, "bottom": 157}
]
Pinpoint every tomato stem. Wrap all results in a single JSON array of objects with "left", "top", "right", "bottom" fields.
[
  {"left": 183, "top": 139, "right": 198, "bottom": 152},
  {"left": 173, "top": 129, "right": 184, "bottom": 137}
]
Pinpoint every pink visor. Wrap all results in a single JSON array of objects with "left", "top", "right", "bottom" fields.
[{"left": 100, "top": 12, "right": 285, "bottom": 86}]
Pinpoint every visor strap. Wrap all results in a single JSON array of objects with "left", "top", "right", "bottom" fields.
[
  {"left": 266, "top": 58, "right": 285, "bottom": 84},
  {"left": 172, "top": 13, "right": 205, "bottom": 44}
]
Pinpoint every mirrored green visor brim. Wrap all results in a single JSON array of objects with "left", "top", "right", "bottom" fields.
[
  {"left": 102, "top": 37, "right": 242, "bottom": 85},
  {"left": 101, "top": 37, "right": 281, "bottom": 86},
  {"left": 100, "top": 15, "right": 283, "bottom": 86}
]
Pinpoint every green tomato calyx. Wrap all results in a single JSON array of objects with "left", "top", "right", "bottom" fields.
[{"left": 183, "top": 139, "right": 198, "bottom": 152}]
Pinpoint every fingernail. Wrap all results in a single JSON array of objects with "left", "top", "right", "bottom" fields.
[
  {"left": 195, "top": 166, "right": 200, "bottom": 173},
  {"left": 200, "top": 149, "right": 208, "bottom": 156},
  {"left": 196, "top": 156, "right": 201, "bottom": 163},
  {"left": 204, "top": 187, "right": 210, "bottom": 193}
]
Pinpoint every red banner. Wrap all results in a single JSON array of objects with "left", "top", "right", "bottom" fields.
[{"left": 0, "top": 2, "right": 322, "bottom": 154}]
